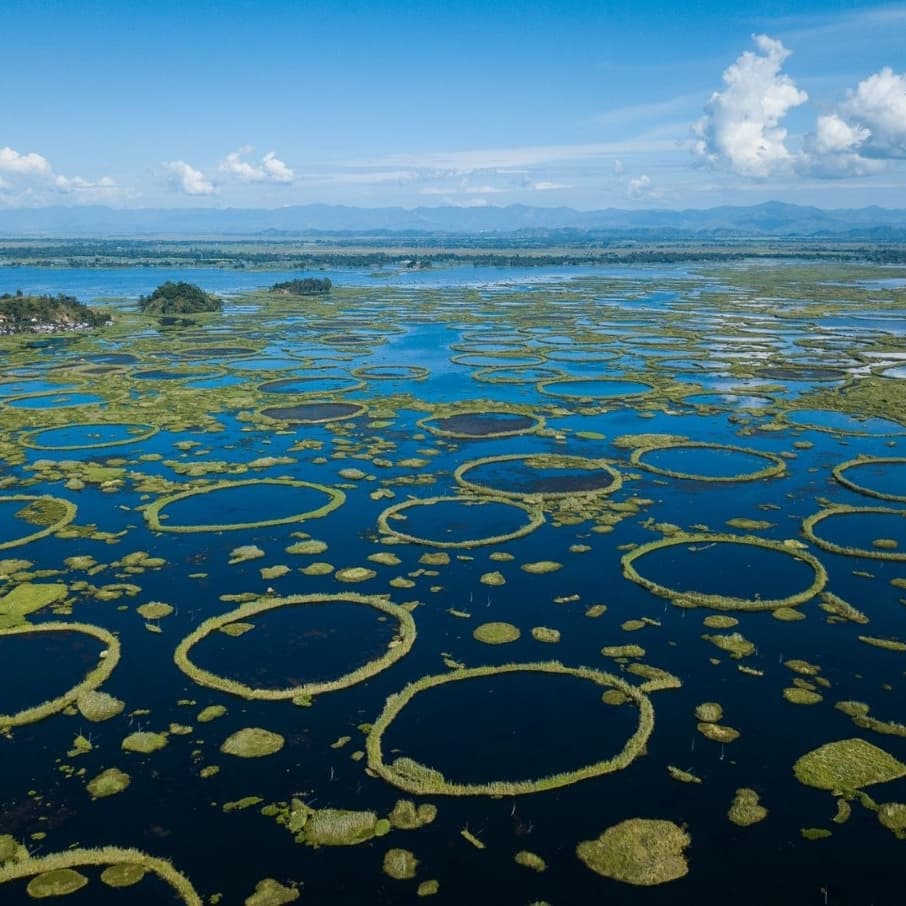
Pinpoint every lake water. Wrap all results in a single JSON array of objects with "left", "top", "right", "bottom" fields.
[{"left": 0, "top": 260, "right": 904, "bottom": 905}]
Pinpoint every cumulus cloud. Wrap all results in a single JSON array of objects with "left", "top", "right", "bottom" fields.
[
  {"left": 0, "top": 146, "right": 53, "bottom": 177},
  {"left": 627, "top": 174, "right": 665, "bottom": 200},
  {"left": 165, "top": 160, "right": 216, "bottom": 196},
  {"left": 839, "top": 67, "right": 906, "bottom": 157},
  {"left": 0, "top": 145, "right": 125, "bottom": 204},
  {"left": 219, "top": 147, "right": 294, "bottom": 183},
  {"left": 693, "top": 35, "right": 808, "bottom": 178}
]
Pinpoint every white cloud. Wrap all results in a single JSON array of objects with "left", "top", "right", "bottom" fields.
[
  {"left": 0, "top": 146, "right": 53, "bottom": 177},
  {"left": 532, "top": 181, "right": 571, "bottom": 191},
  {"left": 839, "top": 67, "right": 906, "bottom": 157},
  {"left": 627, "top": 174, "right": 664, "bottom": 200},
  {"left": 693, "top": 35, "right": 808, "bottom": 178},
  {"left": 219, "top": 147, "right": 295, "bottom": 183},
  {"left": 165, "top": 160, "right": 216, "bottom": 196}
]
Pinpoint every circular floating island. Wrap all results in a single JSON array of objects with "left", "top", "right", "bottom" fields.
[
  {"left": 259, "top": 400, "right": 367, "bottom": 424},
  {"left": 378, "top": 495, "right": 544, "bottom": 548},
  {"left": 417, "top": 410, "right": 544, "bottom": 439},
  {"left": 366, "top": 662, "right": 654, "bottom": 796},
  {"left": 802, "top": 506, "right": 906, "bottom": 562},
  {"left": 174, "top": 592, "right": 415, "bottom": 699},
  {"left": 0, "top": 622, "right": 120, "bottom": 727},
  {"left": 352, "top": 364, "right": 429, "bottom": 381},
  {"left": 629, "top": 441, "right": 786, "bottom": 483},
  {"left": 144, "top": 478, "right": 344, "bottom": 533},
  {"left": 784, "top": 408, "right": 906, "bottom": 437},
  {"left": 536, "top": 377, "right": 653, "bottom": 401},
  {"left": 455, "top": 453, "right": 622, "bottom": 499},
  {"left": 20, "top": 421, "right": 158, "bottom": 451},
  {"left": 258, "top": 375, "right": 365, "bottom": 395},
  {"left": 0, "top": 494, "right": 77, "bottom": 550},
  {"left": 621, "top": 533, "right": 827, "bottom": 611},
  {"left": 833, "top": 457, "right": 906, "bottom": 503}
]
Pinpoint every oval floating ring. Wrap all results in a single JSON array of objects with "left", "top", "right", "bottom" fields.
[
  {"left": 366, "top": 662, "right": 654, "bottom": 797},
  {"left": 174, "top": 593, "right": 415, "bottom": 700},
  {"left": 0, "top": 494, "right": 77, "bottom": 551},
  {"left": 630, "top": 441, "right": 787, "bottom": 482}
]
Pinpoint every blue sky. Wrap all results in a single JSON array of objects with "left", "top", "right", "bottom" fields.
[{"left": 2, "top": 0, "right": 905, "bottom": 209}]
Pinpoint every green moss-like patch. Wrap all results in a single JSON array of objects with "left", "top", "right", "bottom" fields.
[
  {"left": 695, "top": 702, "right": 723, "bottom": 722},
  {"left": 26, "top": 868, "right": 89, "bottom": 898},
  {"left": 833, "top": 457, "right": 906, "bottom": 504},
  {"left": 220, "top": 727, "right": 285, "bottom": 758},
  {"left": 367, "top": 662, "right": 654, "bottom": 797},
  {"left": 728, "top": 788, "right": 768, "bottom": 826},
  {"left": 576, "top": 818, "right": 690, "bottom": 886},
  {"left": 244, "top": 878, "right": 300, "bottom": 905},
  {"left": 86, "top": 767, "right": 131, "bottom": 798},
  {"left": 521, "top": 560, "right": 562, "bottom": 574},
  {"left": 473, "top": 622, "right": 521, "bottom": 644},
  {"left": 515, "top": 850, "right": 547, "bottom": 872},
  {"left": 697, "top": 723, "right": 740, "bottom": 743},
  {"left": 99, "top": 863, "right": 147, "bottom": 888},
  {"left": 531, "top": 626, "right": 561, "bottom": 643},
  {"left": 784, "top": 688, "right": 823, "bottom": 705},
  {"left": 121, "top": 731, "right": 168, "bottom": 754},
  {"left": 175, "top": 592, "right": 415, "bottom": 699},
  {"left": 383, "top": 848, "right": 419, "bottom": 880},
  {"left": 793, "top": 738, "right": 906, "bottom": 793}
]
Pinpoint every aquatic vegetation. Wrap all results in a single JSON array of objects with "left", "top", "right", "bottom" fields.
[
  {"left": 377, "top": 495, "right": 544, "bottom": 549},
  {"left": 454, "top": 453, "right": 622, "bottom": 500},
  {"left": 21, "top": 421, "right": 158, "bottom": 451},
  {"left": 858, "top": 635, "right": 906, "bottom": 652},
  {"left": 383, "top": 848, "right": 419, "bottom": 880},
  {"left": 702, "top": 632, "right": 755, "bottom": 658},
  {"left": 388, "top": 800, "right": 437, "bottom": 830},
  {"left": 702, "top": 615, "right": 738, "bottom": 629},
  {"left": 514, "top": 850, "right": 547, "bottom": 872},
  {"left": 601, "top": 644, "right": 645, "bottom": 658},
  {"left": 667, "top": 766, "right": 701, "bottom": 784},
  {"left": 793, "top": 738, "right": 906, "bottom": 792},
  {"left": 77, "top": 690, "right": 125, "bottom": 722},
  {"left": 802, "top": 506, "right": 906, "bottom": 562},
  {"left": 0, "top": 846, "right": 202, "bottom": 905},
  {"left": 694, "top": 702, "right": 723, "bottom": 722},
  {"left": 122, "top": 731, "right": 168, "bottom": 753},
  {"left": 0, "top": 622, "right": 120, "bottom": 728},
  {"left": 623, "top": 533, "right": 826, "bottom": 611},
  {"left": 819, "top": 592, "right": 869, "bottom": 624},
  {"left": 26, "top": 868, "right": 89, "bottom": 897},
  {"left": 833, "top": 457, "right": 906, "bottom": 503},
  {"left": 100, "top": 863, "right": 147, "bottom": 888},
  {"left": 417, "top": 880, "right": 439, "bottom": 896},
  {"left": 0, "top": 582, "right": 68, "bottom": 628},
  {"left": 86, "top": 767, "right": 131, "bottom": 798},
  {"left": 220, "top": 727, "right": 285, "bottom": 758},
  {"left": 480, "top": 571, "right": 505, "bottom": 586},
  {"left": 877, "top": 803, "right": 906, "bottom": 839},
  {"left": 367, "top": 662, "right": 654, "bottom": 796},
  {"left": 244, "top": 878, "right": 300, "bottom": 905},
  {"left": 801, "top": 828, "right": 832, "bottom": 840},
  {"left": 630, "top": 441, "right": 787, "bottom": 483},
  {"left": 784, "top": 688, "right": 823, "bottom": 705},
  {"left": 531, "top": 626, "right": 560, "bottom": 643},
  {"left": 521, "top": 560, "right": 562, "bottom": 574},
  {"left": 835, "top": 701, "right": 906, "bottom": 737},
  {"left": 576, "top": 818, "right": 690, "bottom": 886},
  {"left": 197, "top": 704, "right": 227, "bottom": 722},
  {"left": 0, "top": 495, "right": 77, "bottom": 550},
  {"left": 144, "top": 478, "right": 345, "bottom": 533},
  {"left": 175, "top": 593, "right": 416, "bottom": 699},
  {"left": 728, "top": 788, "right": 768, "bottom": 826},
  {"left": 697, "top": 722, "right": 741, "bottom": 743},
  {"left": 136, "top": 601, "right": 174, "bottom": 620},
  {"left": 473, "top": 621, "right": 521, "bottom": 644},
  {"left": 335, "top": 566, "right": 376, "bottom": 583},
  {"left": 417, "top": 409, "right": 544, "bottom": 439}
]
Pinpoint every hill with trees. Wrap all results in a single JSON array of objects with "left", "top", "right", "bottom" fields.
[
  {"left": 138, "top": 281, "right": 222, "bottom": 314},
  {"left": 0, "top": 292, "right": 110, "bottom": 334},
  {"left": 270, "top": 277, "right": 332, "bottom": 295}
]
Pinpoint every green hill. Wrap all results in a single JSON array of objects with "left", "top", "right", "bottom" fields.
[{"left": 138, "top": 281, "right": 222, "bottom": 315}]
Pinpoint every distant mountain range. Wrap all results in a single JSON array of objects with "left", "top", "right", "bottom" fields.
[{"left": 2, "top": 201, "right": 906, "bottom": 239}]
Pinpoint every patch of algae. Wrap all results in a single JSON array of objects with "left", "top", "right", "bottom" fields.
[
  {"left": 100, "top": 863, "right": 147, "bottom": 888},
  {"left": 270, "top": 799, "right": 391, "bottom": 847},
  {"left": 793, "top": 738, "right": 906, "bottom": 793},
  {"left": 0, "top": 495, "right": 77, "bottom": 551},
  {"left": 26, "top": 868, "right": 89, "bottom": 897},
  {"left": 514, "top": 851, "right": 547, "bottom": 872},
  {"left": 784, "top": 688, "right": 823, "bottom": 705},
  {"left": 0, "top": 582, "right": 68, "bottom": 628},
  {"left": 0, "top": 846, "right": 202, "bottom": 905},
  {"left": 531, "top": 626, "right": 560, "bottom": 643},
  {"left": 702, "top": 632, "right": 755, "bottom": 658},
  {"left": 480, "top": 571, "right": 506, "bottom": 586},
  {"left": 86, "top": 767, "right": 131, "bottom": 798},
  {"left": 698, "top": 723, "right": 741, "bottom": 743},
  {"left": 728, "top": 788, "right": 768, "bottom": 826},
  {"left": 121, "top": 731, "right": 168, "bottom": 754},
  {"left": 383, "top": 848, "right": 419, "bottom": 880},
  {"left": 576, "top": 819, "right": 690, "bottom": 886},
  {"left": 228, "top": 545, "right": 265, "bottom": 565},
  {"left": 244, "top": 878, "right": 300, "bottom": 905},
  {"left": 667, "top": 766, "right": 701, "bottom": 784},
  {"left": 877, "top": 803, "right": 906, "bottom": 839},
  {"left": 388, "top": 800, "right": 437, "bottom": 830},
  {"left": 136, "top": 601, "right": 173, "bottom": 620},
  {"left": 473, "top": 622, "right": 521, "bottom": 644},
  {"left": 220, "top": 727, "right": 284, "bottom": 758},
  {"left": 77, "top": 691, "right": 124, "bottom": 723},
  {"left": 335, "top": 567, "right": 376, "bottom": 583},
  {"left": 858, "top": 635, "right": 906, "bottom": 652},
  {"left": 835, "top": 701, "right": 906, "bottom": 738},
  {"left": 695, "top": 702, "right": 723, "bottom": 722}
]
